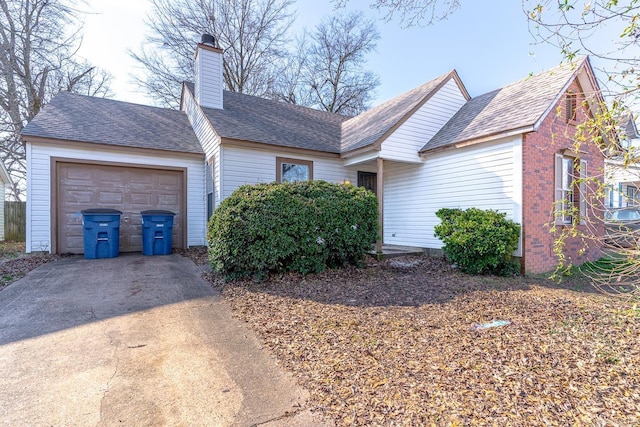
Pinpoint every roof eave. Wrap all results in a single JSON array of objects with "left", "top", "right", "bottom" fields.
[
  {"left": 221, "top": 137, "right": 341, "bottom": 158},
  {"left": 340, "top": 144, "right": 380, "bottom": 159},
  {"left": 419, "top": 125, "right": 533, "bottom": 155},
  {"left": 21, "top": 135, "right": 205, "bottom": 157}
]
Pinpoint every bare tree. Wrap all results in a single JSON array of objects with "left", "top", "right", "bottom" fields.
[
  {"left": 268, "top": 34, "right": 312, "bottom": 106},
  {"left": 524, "top": 0, "right": 640, "bottom": 294},
  {"left": 272, "top": 11, "right": 380, "bottom": 116},
  {"left": 333, "top": 0, "right": 460, "bottom": 27},
  {"left": 130, "top": 0, "right": 295, "bottom": 109},
  {"left": 0, "top": 0, "right": 111, "bottom": 200}
]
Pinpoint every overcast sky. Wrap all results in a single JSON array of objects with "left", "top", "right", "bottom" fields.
[{"left": 76, "top": 0, "right": 573, "bottom": 107}]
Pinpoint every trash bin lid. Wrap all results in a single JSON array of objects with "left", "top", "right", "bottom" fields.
[
  {"left": 141, "top": 210, "right": 176, "bottom": 215},
  {"left": 81, "top": 208, "right": 122, "bottom": 215}
]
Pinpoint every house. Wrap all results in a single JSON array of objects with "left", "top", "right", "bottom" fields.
[
  {"left": 605, "top": 117, "right": 640, "bottom": 208},
  {"left": 21, "top": 35, "right": 605, "bottom": 273}
]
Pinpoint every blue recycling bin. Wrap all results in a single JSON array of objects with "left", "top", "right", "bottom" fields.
[
  {"left": 141, "top": 210, "right": 176, "bottom": 255},
  {"left": 81, "top": 209, "right": 122, "bottom": 259}
]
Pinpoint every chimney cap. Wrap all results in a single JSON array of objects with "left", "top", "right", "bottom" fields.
[{"left": 201, "top": 34, "right": 216, "bottom": 47}]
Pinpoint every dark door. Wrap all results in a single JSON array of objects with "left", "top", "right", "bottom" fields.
[{"left": 358, "top": 171, "right": 377, "bottom": 194}]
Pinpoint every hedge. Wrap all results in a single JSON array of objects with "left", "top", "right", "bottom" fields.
[
  {"left": 208, "top": 180, "right": 378, "bottom": 279},
  {"left": 434, "top": 207, "right": 521, "bottom": 276}
]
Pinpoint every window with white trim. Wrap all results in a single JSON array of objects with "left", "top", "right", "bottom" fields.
[
  {"left": 276, "top": 157, "right": 313, "bottom": 183},
  {"left": 554, "top": 153, "right": 587, "bottom": 225}
]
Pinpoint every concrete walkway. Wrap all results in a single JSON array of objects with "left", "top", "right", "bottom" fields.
[{"left": 0, "top": 254, "right": 329, "bottom": 426}]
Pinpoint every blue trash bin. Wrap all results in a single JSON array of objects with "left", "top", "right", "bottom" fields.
[
  {"left": 141, "top": 210, "right": 176, "bottom": 255},
  {"left": 81, "top": 209, "right": 122, "bottom": 259}
]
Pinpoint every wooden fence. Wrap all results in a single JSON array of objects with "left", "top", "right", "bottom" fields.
[{"left": 4, "top": 201, "right": 25, "bottom": 241}]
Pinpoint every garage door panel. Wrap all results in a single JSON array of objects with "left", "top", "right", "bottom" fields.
[
  {"left": 64, "top": 190, "right": 94, "bottom": 204},
  {"left": 158, "top": 194, "right": 179, "bottom": 205},
  {"left": 66, "top": 235, "right": 84, "bottom": 252},
  {"left": 98, "top": 192, "right": 123, "bottom": 204},
  {"left": 100, "top": 170, "right": 126, "bottom": 183},
  {"left": 57, "top": 163, "right": 184, "bottom": 254},
  {"left": 129, "top": 192, "right": 152, "bottom": 205},
  {"left": 129, "top": 173, "right": 155, "bottom": 185},
  {"left": 158, "top": 174, "right": 180, "bottom": 185},
  {"left": 61, "top": 212, "right": 82, "bottom": 226},
  {"left": 64, "top": 169, "right": 92, "bottom": 180}
]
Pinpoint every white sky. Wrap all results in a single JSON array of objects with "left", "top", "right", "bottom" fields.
[
  {"left": 76, "top": 0, "right": 575, "bottom": 107},
  {"left": 78, "top": 1, "right": 153, "bottom": 104}
]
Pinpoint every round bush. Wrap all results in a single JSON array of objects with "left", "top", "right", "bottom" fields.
[
  {"left": 434, "top": 207, "right": 521, "bottom": 276},
  {"left": 208, "top": 180, "right": 378, "bottom": 279}
]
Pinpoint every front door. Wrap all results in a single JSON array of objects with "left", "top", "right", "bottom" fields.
[{"left": 358, "top": 171, "right": 377, "bottom": 194}]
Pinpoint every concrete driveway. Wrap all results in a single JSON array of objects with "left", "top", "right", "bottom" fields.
[{"left": 0, "top": 254, "right": 328, "bottom": 427}]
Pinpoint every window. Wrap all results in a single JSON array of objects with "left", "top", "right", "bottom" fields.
[
  {"left": 607, "top": 185, "right": 615, "bottom": 208},
  {"left": 555, "top": 153, "right": 587, "bottom": 225},
  {"left": 566, "top": 92, "right": 578, "bottom": 122},
  {"left": 206, "top": 158, "right": 214, "bottom": 219},
  {"left": 625, "top": 185, "right": 640, "bottom": 206},
  {"left": 276, "top": 157, "right": 313, "bottom": 183}
]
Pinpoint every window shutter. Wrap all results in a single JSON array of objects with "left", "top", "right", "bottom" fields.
[
  {"left": 554, "top": 154, "right": 564, "bottom": 225},
  {"left": 579, "top": 159, "right": 588, "bottom": 224}
]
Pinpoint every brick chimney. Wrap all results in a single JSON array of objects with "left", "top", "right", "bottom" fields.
[{"left": 194, "top": 34, "right": 223, "bottom": 109}]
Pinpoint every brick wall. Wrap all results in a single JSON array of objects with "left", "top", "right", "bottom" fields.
[{"left": 522, "top": 81, "right": 604, "bottom": 274}]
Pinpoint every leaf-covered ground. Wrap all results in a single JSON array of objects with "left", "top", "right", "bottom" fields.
[
  {"left": 0, "top": 242, "right": 62, "bottom": 290},
  {"left": 200, "top": 255, "right": 640, "bottom": 426}
]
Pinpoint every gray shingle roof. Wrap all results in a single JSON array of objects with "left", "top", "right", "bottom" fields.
[
  {"left": 190, "top": 84, "right": 349, "bottom": 153},
  {"left": 420, "top": 59, "right": 587, "bottom": 152},
  {"left": 341, "top": 72, "right": 457, "bottom": 153},
  {"left": 24, "top": 59, "right": 588, "bottom": 160},
  {"left": 21, "top": 92, "right": 203, "bottom": 154}
]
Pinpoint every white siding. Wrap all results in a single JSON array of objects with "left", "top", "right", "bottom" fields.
[
  {"left": 221, "top": 145, "right": 354, "bottom": 200},
  {"left": 26, "top": 142, "right": 206, "bottom": 253},
  {"left": 194, "top": 46, "right": 223, "bottom": 109},
  {"left": 383, "top": 136, "right": 523, "bottom": 255},
  {"left": 379, "top": 79, "right": 467, "bottom": 163},
  {"left": 183, "top": 88, "right": 222, "bottom": 209}
]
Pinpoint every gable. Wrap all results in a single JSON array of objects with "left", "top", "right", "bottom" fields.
[
  {"left": 341, "top": 71, "right": 469, "bottom": 155},
  {"left": 421, "top": 58, "right": 596, "bottom": 153},
  {"left": 378, "top": 78, "right": 469, "bottom": 163}
]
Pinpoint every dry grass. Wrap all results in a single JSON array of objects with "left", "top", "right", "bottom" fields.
[{"left": 197, "top": 255, "right": 640, "bottom": 426}]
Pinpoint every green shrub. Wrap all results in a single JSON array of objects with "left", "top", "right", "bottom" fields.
[
  {"left": 208, "top": 180, "right": 378, "bottom": 280},
  {"left": 434, "top": 207, "right": 521, "bottom": 276}
]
